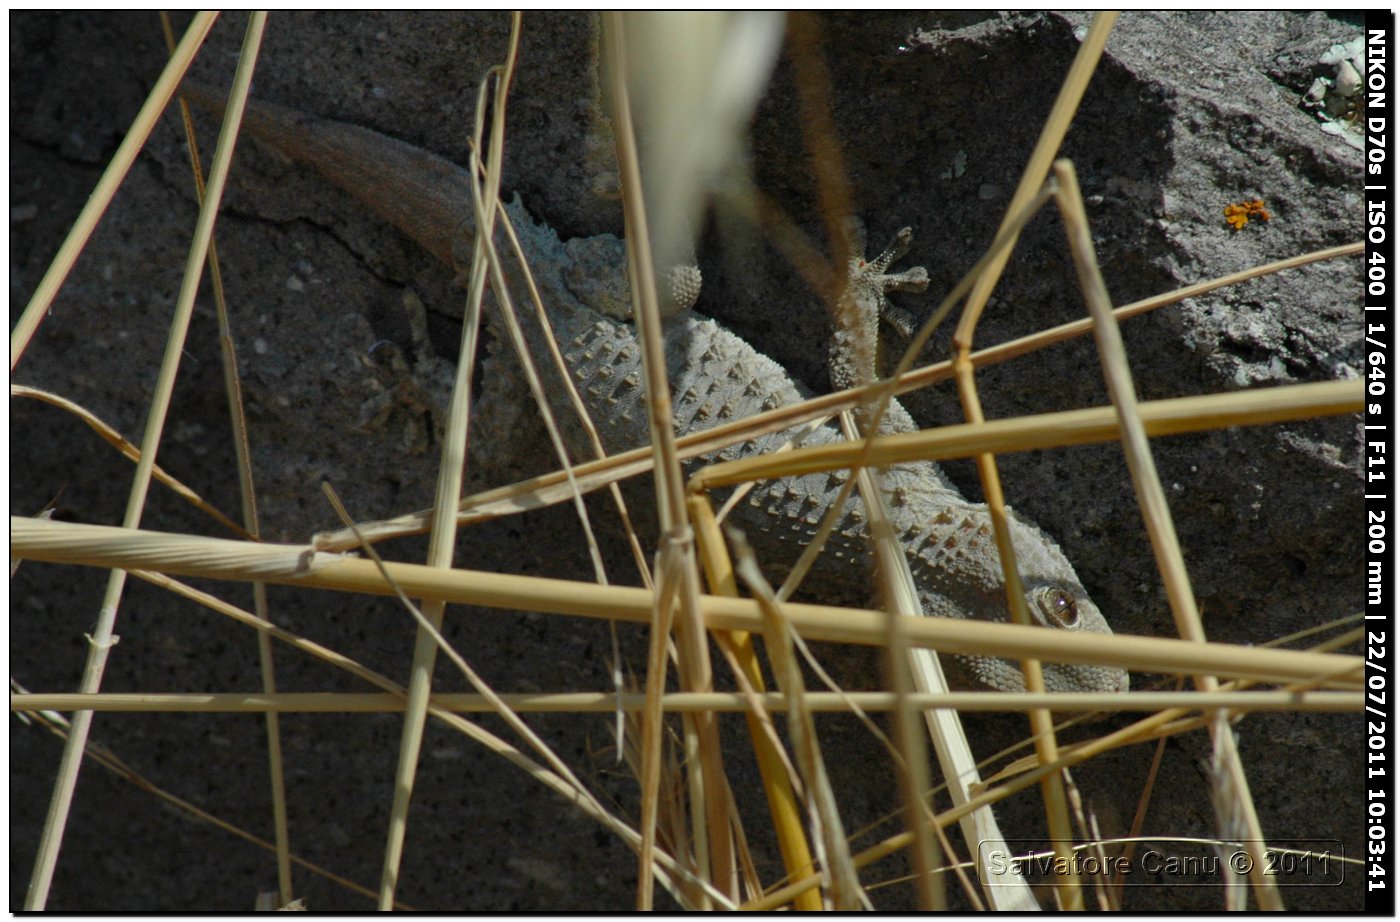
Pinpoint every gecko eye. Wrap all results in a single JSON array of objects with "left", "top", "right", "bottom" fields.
[{"left": 1033, "top": 586, "right": 1080, "bottom": 629}]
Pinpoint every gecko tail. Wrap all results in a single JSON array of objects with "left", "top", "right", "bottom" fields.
[{"left": 177, "top": 80, "right": 473, "bottom": 269}]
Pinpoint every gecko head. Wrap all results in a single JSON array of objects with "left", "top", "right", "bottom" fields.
[
  {"left": 938, "top": 511, "right": 1130, "bottom": 695},
  {"left": 944, "top": 582, "right": 1130, "bottom": 694}
]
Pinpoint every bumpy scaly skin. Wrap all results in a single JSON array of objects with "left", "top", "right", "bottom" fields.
[
  {"left": 207, "top": 88, "right": 1128, "bottom": 694},
  {"left": 512, "top": 212, "right": 1127, "bottom": 692}
]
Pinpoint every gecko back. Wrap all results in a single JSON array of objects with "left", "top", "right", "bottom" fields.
[
  {"left": 495, "top": 205, "right": 1126, "bottom": 693},
  {"left": 206, "top": 89, "right": 1127, "bottom": 695}
]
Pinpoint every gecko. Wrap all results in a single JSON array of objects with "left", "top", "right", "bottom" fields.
[{"left": 182, "top": 83, "right": 1129, "bottom": 694}]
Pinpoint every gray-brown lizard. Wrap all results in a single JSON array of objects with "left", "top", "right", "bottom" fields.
[{"left": 186, "top": 85, "right": 1128, "bottom": 694}]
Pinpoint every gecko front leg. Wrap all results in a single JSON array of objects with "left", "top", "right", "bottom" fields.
[{"left": 829, "top": 220, "right": 930, "bottom": 433}]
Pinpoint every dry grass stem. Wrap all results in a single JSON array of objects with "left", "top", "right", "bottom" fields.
[
  {"left": 694, "top": 378, "right": 1361, "bottom": 490},
  {"left": 467, "top": 73, "right": 649, "bottom": 799},
  {"left": 9, "top": 12, "right": 219, "bottom": 370},
  {"left": 935, "top": 241, "right": 1364, "bottom": 385},
  {"left": 744, "top": 684, "right": 1232, "bottom": 910},
  {"left": 837, "top": 416, "right": 947, "bottom": 909},
  {"left": 689, "top": 495, "right": 822, "bottom": 910},
  {"left": 9, "top": 689, "right": 1361, "bottom": 715},
  {"left": 22, "top": 16, "right": 268, "bottom": 908},
  {"left": 324, "top": 486, "right": 626, "bottom": 879},
  {"left": 1055, "top": 159, "right": 1281, "bottom": 909},
  {"left": 158, "top": 14, "right": 291, "bottom": 898},
  {"left": 10, "top": 384, "right": 252, "bottom": 540},
  {"left": 489, "top": 193, "right": 654, "bottom": 587},
  {"left": 603, "top": 13, "right": 736, "bottom": 904},
  {"left": 634, "top": 528, "right": 685, "bottom": 908},
  {"left": 375, "top": 24, "right": 520, "bottom": 908},
  {"left": 845, "top": 416, "right": 1037, "bottom": 911},
  {"left": 952, "top": 11, "right": 1118, "bottom": 344},
  {"left": 733, "top": 531, "right": 867, "bottom": 910},
  {"left": 12, "top": 681, "right": 415, "bottom": 910},
  {"left": 12, "top": 517, "right": 1363, "bottom": 688},
  {"left": 476, "top": 183, "right": 612, "bottom": 589}
]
